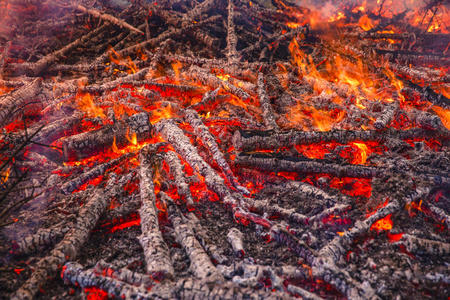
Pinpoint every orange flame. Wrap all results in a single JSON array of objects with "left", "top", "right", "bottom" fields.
[
  {"left": 77, "top": 93, "right": 105, "bottom": 118},
  {"left": 433, "top": 106, "right": 450, "bottom": 130},
  {"left": 358, "top": 15, "right": 376, "bottom": 31}
]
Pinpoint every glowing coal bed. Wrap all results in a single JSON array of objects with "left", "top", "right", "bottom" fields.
[{"left": 0, "top": 0, "right": 449, "bottom": 299}]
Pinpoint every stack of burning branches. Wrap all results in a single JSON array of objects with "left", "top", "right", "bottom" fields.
[{"left": 0, "top": 0, "right": 449, "bottom": 299}]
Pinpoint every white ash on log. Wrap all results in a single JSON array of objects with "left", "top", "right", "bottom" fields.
[
  {"left": 138, "top": 146, "right": 175, "bottom": 280},
  {"left": 235, "top": 151, "right": 382, "bottom": 179},
  {"left": 396, "top": 234, "right": 450, "bottom": 256},
  {"left": 184, "top": 212, "right": 228, "bottom": 264},
  {"left": 94, "top": 260, "right": 154, "bottom": 289},
  {"left": 162, "top": 150, "right": 195, "bottom": 206},
  {"left": 62, "top": 262, "right": 159, "bottom": 300},
  {"left": 187, "top": 65, "right": 250, "bottom": 100},
  {"left": 11, "top": 224, "right": 71, "bottom": 256},
  {"left": 227, "top": 227, "right": 245, "bottom": 257},
  {"left": 155, "top": 119, "right": 242, "bottom": 208},
  {"left": 374, "top": 101, "right": 399, "bottom": 130},
  {"left": 286, "top": 285, "right": 325, "bottom": 300},
  {"left": 258, "top": 73, "right": 280, "bottom": 131}
]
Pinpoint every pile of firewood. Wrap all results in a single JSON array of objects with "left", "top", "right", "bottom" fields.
[{"left": 0, "top": 0, "right": 449, "bottom": 299}]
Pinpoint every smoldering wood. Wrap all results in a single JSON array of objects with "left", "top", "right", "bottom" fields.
[
  {"left": 155, "top": 119, "right": 239, "bottom": 207},
  {"left": 94, "top": 260, "right": 154, "bottom": 289},
  {"left": 187, "top": 65, "right": 250, "bottom": 100},
  {"left": 187, "top": 87, "right": 220, "bottom": 111},
  {"left": 62, "top": 262, "right": 158, "bottom": 300},
  {"left": 183, "top": 109, "right": 248, "bottom": 194},
  {"left": 0, "top": 41, "right": 11, "bottom": 79},
  {"left": 11, "top": 175, "right": 123, "bottom": 300},
  {"left": 235, "top": 151, "right": 383, "bottom": 179},
  {"left": 374, "top": 101, "right": 399, "bottom": 130},
  {"left": 286, "top": 285, "right": 325, "bottom": 300},
  {"left": 162, "top": 150, "right": 194, "bottom": 205},
  {"left": 61, "top": 151, "right": 135, "bottom": 195},
  {"left": 138, "top": 147, "right": 175, "bottom": 279},
  {"left": 396, "top": 234, "right": 450, "bottom": 256},
  {"left": 185, "top": 212, "right": 228, "bottom": 264},
  {"left": 166, "top": 196, "right": 224, "bottom": 282},
  {"left": 62, "top": 112, "right": 151, "bottom": 161}
]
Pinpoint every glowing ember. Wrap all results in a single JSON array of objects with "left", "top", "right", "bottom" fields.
[{"left": 371, "top": 214, "right": 393, "bottom": 232}]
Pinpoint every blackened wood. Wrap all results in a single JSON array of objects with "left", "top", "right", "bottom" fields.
[
  {"left": 74, "top": 5, "right": 144, "bottom": 35},
  {"left": 232, "top": 128, "right": 450, "bottom": 152},
  {"left": 0, "top": 78, "right": 42, "bottom": 127}
]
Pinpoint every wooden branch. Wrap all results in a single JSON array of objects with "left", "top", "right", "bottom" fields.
[
  {"left": 138, "top": 147, "right": 175, "bottom": 279},
  {"left": 162, "top": 150, "right": 194, "bottom": 205},
  {"left": 258, "top": 73, "right": 280, "bottom": 130},
  {"left": 27, "top": 25, "right": 108, "bottom": 76},
  {"left": 226, "top": 0, "right": 239, "bottom": 64},
  {"left": 232, "top": 128, "right": 450, "bottom": 152},
  {"left": 74, "top": 5, "right": 144, "bottom": 35},
  {"left": 166, "top": 196, "right": 224, "bottom": 282}
]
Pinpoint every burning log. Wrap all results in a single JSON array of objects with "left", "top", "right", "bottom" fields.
[
  {"left": 155, "top": 119, "right": 240, "bottom": 207},
  {"left": 258, "top": 73, "right": 280, "bottom": 131},
  {"left": 227, "top": 227, "right": 245, "bottom": 257},
  {"left": 162, "top": 150, "right": 194, "bottom": 206},
  {"left": 12, "top": 174, "right": 124, "bottom": 300},
  {"left": 187, "top": 87, "right": 220, "bottom": 111},
  {"left": 61, "top": 151, "right": 136, "bottom": 195},
  {"left": 408, "top": 109, "right": 443, "bottom": 130},
  {"left": 183, "top": 109, "right": 248, "bottom": 194},
  {"left": 62, "top": 262, "right": 156, "bottom": 300},
  {"left": 94, "top": 260, "right": 153, "bottom": 289},
  {"left": 62, "top": 112, "right": 151, "bottom": 161},
  {"left": 232, "top": 128, "right": 449, "bottom": 152},
  {"left": 187, "top": 65, "right": 250, "bottom": 100},
  {"left": 138, "top": 146, "right": 175, "bottom": 279},
  {"left": 166, "top": 196, "right": 224, "bottom": 282},
  {"left": 235, "top": 151, "right": 382, "bottom": 179}
]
